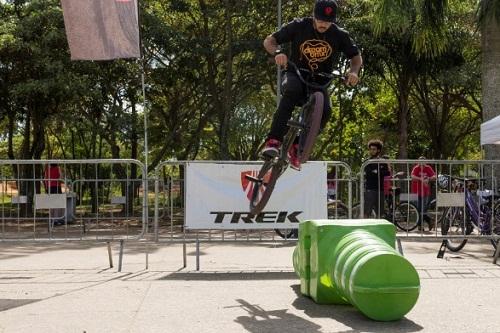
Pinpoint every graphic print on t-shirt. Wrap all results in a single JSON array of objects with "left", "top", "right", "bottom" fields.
[{"left": 300, "top": 39, "right": 332, "bottom": 71}]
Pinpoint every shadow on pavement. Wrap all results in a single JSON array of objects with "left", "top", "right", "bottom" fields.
[
  {"left": 0, "top": 299, "right": 41, "bottom": 312},
  {"left": 290, "top": 284, "right": 424, "bottom": 333},
  {"left": 232, "top": 298, "right": 323, "bottom": 333},
  {"left": 158, "top": 271, "right": 297, "bottom": 281}
]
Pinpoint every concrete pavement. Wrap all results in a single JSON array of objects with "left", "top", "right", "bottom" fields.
[{"left": 0, "top": 240, "right": 499, "bottom": 333}]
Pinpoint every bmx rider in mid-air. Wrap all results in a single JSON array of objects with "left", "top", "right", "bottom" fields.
[{"left": 261, "top": 0, "right": 363, "bottom": 170}]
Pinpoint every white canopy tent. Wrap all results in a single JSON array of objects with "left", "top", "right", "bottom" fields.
[{"left": 481, "top": 115, "right": 500, "bottom": 145}]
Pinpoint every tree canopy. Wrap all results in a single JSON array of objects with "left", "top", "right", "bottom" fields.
[{"left": 0, "top": 0, "right": 494, "bottom": 172}]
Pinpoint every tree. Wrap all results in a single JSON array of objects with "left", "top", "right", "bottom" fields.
[
  {"left": 477, "top": 0, "right": 500, "bottom": 160},
  {"left": 409, "top": 2, "right": 482, "bottom": 159},
  {"left": 372, "top": 0, "right": 449, "bottom": 158}
]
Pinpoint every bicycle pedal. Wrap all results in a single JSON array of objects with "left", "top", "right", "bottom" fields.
[
  {"left": 437, "top": 240, "right": 447, "bottom": 259},
  {"left": 245, "top": 175, "right": 262, "bottom": 183}
]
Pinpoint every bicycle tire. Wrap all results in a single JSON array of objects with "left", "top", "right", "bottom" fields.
[
  {"left": 299, "top": 92, "right": 324, "bottom": 163},
  {"left": 327, "top": 201, "right": 349, "bottom": 219},
  {"left": 426, "top": 199, "right": 444, "bottom": 229},
  {"left": 490, "top": 201, "right": 500, "bottom": 249},
  {"left": 248, "top": 160, "right": 285, "bottom": 216},
  {"left": 393, "top": 202, "right": 420, "bottom": 232},
  {"left": 352, "top": 203, "right": 376, "bottom": 218},
  {"left": 440, "top": 207, "right": 473, "bottom": 252},
  {"left": 274, "top": 228, "right": 298, "bottom": 239}
]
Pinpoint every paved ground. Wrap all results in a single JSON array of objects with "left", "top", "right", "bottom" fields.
[{"left": 0, "top": 239, "right": 499, "bottom": 333}]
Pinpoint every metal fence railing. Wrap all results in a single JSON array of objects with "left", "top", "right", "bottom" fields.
[
  {"left": 2, "top": 158, "right": 499, "bottom": 270},
  {"left": 359, "top": 159, "right": 500, "bottom": 252},
  {"left": 0, "top": 159, "right": 148, "bottom": 242}
]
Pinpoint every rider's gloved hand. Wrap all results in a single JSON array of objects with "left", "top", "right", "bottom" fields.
[{"left": 345, "top": 72, "right": 359, "bottom": 86}]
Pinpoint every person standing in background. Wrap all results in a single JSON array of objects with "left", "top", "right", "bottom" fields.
[
  {"left": 43, "top": 163, "right": 66, "bottom": 226},
  {"left": 44, "top": 163, "right": 63, "bottom": 194},
  {"left": 411, "top": 156, "right": 436, "bottom": 230},
  {"left": 363, "top": 140, "right": 390, "bottom": 218}
]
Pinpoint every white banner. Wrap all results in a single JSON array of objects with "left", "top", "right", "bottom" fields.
[
  {"left": 185, "top": 162, "right": 327, "bottom": 229},
  {"left": 61, "top": 0, "right": 140, "bottom": 60}
]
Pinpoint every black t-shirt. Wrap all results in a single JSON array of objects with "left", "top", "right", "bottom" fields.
[
  {"left": 272, "top": 17, "right": 360, "bottom": 73},
  {"left": 364, "top": 158, "right": 390, "bottom": 191}
]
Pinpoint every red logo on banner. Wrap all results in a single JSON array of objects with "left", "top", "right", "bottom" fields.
[{"left": 241, "top": 170, "right": 268, "bottom": 201}]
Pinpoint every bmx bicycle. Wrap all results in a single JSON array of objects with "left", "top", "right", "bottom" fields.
[{"left": 246, "top": 61, "right": 344, "bottom": 217}]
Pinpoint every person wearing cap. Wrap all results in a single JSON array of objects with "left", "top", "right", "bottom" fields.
[{"left": 262, "top": 0, "right": 362, "bottom": 170}]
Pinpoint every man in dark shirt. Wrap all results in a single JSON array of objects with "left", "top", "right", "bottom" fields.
[
  {"left": 262, "top": 0, "right": 362, "bottom": 170},
  {"left": 363, "top": 139, "right": 390, "bottom": 218}
]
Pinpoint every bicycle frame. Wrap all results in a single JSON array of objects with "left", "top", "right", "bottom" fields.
[{"left": 464, "top": 188, "right": 493, "bottom": 235}]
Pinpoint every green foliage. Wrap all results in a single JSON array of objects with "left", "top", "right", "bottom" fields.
[
  {"left": 0, "top": 0, "right": 490, "bottom": 169},
  {"left": 373, "top": 0, "right": 449, "bottom": 58}
]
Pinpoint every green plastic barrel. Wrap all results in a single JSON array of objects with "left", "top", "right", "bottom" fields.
[
  {"left": 293, "top": 219, "right": 420, "bottom": 321},
  {"left": 332, "top": 229, "right": 420, "bottom": 321}
]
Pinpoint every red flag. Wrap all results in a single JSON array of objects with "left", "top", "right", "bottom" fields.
[{"left": 61, "top": 0, "right": 140, "bottom": 60}]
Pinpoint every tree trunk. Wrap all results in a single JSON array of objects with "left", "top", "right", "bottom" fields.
[
  {"left": 218, "top": 0, "right": 233, "bottom": 160},
  {"left": 7, "top": 112, "right": 15, "bottom": 160},
  {"left": 481, "top": 15, "right": 500, "bottom": 189},
  {"left": 397, "top": 77, "right": 411, "bottom": 159},
  {"left": 482, "top": 16, "right": 500, "bottom": 160}
]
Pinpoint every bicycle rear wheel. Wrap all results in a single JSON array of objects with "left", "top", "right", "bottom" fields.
[
  {"left": 274, "top": 228, "right": 298, "bottom": 239},
  {"left": 491, "top": 201, "right": 500, "bottom": 249},
  {"left": 248, "top": 159, "right": 285, "bottom": 215},
  {"left": 440, "top": 207, "right": 473, "bottom": 252},
  {"left": 299, "top": 92, "right": 324, "bottom": 163},
  {"left": 327, "top": 200, "right": 349, "bottom": 219},
  {"left": 393, "top": 202, "right": 419, "bottom": 232},
  {"left": 351, "top": 203, "right": 362, "bottom": 218},
  {"left": 352, "top": 203, "right": 375, "bottom": 218}
]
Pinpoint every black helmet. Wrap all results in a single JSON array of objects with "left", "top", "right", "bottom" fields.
[{"left": 314, "top": 0, "right": 338, "bottom": 23}]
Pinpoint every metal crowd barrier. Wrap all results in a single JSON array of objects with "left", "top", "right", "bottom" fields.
[
  {"left": 153, "top": 160, "right": 354, "bottom": 269},
  {"left": 359, "top": 159, "right": 500, "bottom": 261},
  {"left": 0, "top": 159, "right": 148, "bottom": 270},
  {"left": 2, "top": 158, "right": 499, "bottom": 270}
]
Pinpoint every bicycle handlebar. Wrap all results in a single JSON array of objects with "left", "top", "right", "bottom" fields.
[
  {"left": 439, "top": 174, "right": 487, "bottom": 183},
  {"left": 285, "top": 61, "right": 345, "bottom": 90}
]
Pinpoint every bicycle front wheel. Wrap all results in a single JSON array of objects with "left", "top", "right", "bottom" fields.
[
  {"left": 426, "top": 199, "right": 445, "bottom": 230},
  {"left": 393, "top": 202, "right": 419, "bottom": 232},
  {"left": 248, "top": 160, "right": 284, "bottom": 215},
  {"left": 299, "top": 91, "right": 324, "bottom": 163},
  {"left": 440, "top": 207, "right": 473, "bottom": 252}
]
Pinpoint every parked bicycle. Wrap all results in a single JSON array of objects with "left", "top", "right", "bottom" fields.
[
  {"left": 355, "top": 172, "right": 420, "bottom": 232},
  {"left": 247, "top": 61, "right": 344, "bottom": 216},
  {"left": 438, "top": 174, "right": 500, "bottom": 251}
]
